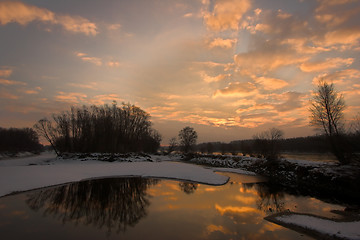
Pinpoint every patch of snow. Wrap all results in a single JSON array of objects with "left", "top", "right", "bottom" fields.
[
  {"left": 282, "top": 158, "right": 336, "bottom": 167},
  {"left": 210, "top": 167, "right": 257, "bottom": 176},
  {"left": 0, "top": 159, "right": 229, "bottom": 198},
  {"left": 0, "top": 152, "right": 57, "bottom": 166},
  {"left": 275, "top": 214, "right": 360, "bottom": 240}
]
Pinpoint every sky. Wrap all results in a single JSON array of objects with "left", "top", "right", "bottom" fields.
[{"left": 0, "top": 0, "right": 360, "bottom": 144}]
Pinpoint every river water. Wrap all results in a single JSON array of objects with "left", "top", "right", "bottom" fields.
[{"left": 0, "top": 173, "right": 346, "bottom": 240}]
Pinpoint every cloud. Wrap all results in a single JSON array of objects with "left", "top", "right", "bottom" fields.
[
  {"left": 234, "top": 48, "right": 308, "bottom": 74},
  {"left": 107, "top": 61, "right": 121, "bottom": 67},
  {"left": 0, "top": 68, "right": 13, "bottom": 77},
  {"left": 68, "top": 82, "right": 98, "bottom": 90},
  {"left": 208, "top": 38, "right": 237, "bottom": 48},
  {"left": 318, "top": 27, "right": 360, "bottom": 49},
  {"left": 200, "top": 71, "right": 230, "bottom": 83},
  {"left": 0, "top": 1, "right": 98, "bottom": 36},
  {"left": 203, "top": 0, "right": 251, "bottom": 31},
  {"left": 253, "top": 76, "right": 288, "bottom": 91},
  {"left": 300, "top": 57, "right": 354, "bottom": 72},
  {"left": 0, "top": 88, "right": 19, "bottom": 99},
  {"left": 214, "top": 82, "right": 257, "bottom": 97},
  {"left": 54, "top": 92, "right": 87, "bottom": 104},
  {"left": 107, "top": 23, "right": 121, "bottom": 30},
  {"left": 312, "top": 69, "right": 360, "bottom": 84},
  {"left": 75, "top": 52, "right": 102, "bottom": 66},
  {"left": 0, "top": 79, "right": 26, "bottom": 86},
  {"left": 89, "top": 94, "right": 123, "bottom": 105}
]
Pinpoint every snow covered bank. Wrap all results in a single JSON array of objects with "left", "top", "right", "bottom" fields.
[
  {"left": 266, "top": 213, "right": 360, "bottom": 240},
  {"left": 0, "top": 155, "right": 229, "bottom": 198}
]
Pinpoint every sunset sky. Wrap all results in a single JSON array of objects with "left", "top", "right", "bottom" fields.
[{"left": 0, "top": 0, "right": 359, "bottom": 143}]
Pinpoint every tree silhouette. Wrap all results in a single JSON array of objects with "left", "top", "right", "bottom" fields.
[
  {"left": 26, "top": 178, "right": 158, "bottom": 236},
  {"left": 178, "top": 126, "right": 198, "bottom": 154},
  {"left": 34, "top": 102, "right": 161, "bottom": 155},
  {"left": 309, "top": 80, "right": 349, "bottom": 163}
]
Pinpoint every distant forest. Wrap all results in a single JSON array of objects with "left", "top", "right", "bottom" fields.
[
  {"left": 0, "top": 127, "right": 43, "bottom": 154},
  {"left": 196, "top": 135, "right": 360, "bottom": 155}
]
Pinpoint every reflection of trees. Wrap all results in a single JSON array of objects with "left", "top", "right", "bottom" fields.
[
  {"left": 254, "top": 183, "right": 285, "bottom": 213},
  {"left": 26, "top": 178, "right": 158, "bottom": 235},
  {"left": 179, "top": 182, "right": 198, "bottom": 194}
]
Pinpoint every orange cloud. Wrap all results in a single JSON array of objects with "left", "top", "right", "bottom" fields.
[
  {"left": 234, "top": 49, "right": 308, "bottom": 74},
  {"left": 0, "top": 68, "right": 13, "bottom": 77},
  {"left": 0, "top": 78, "right": 27, "bottom": 86},
  {"left": 253, "top": 76, "right": 289, "bottom": 90},
  {"left": 300, "top": 57, "right": 354, "bottom": 72},
  {"left": 203, "top": 0, "right": 251, "bottom": 31},
  {"left": 200, "top": 71, "right": 231, "bottom": 83},
  {"left": 89, "top": 94, "right": 123, "bottom": 105},
  {"left": 312, "top": 69, "right": 360, "bottom": 84},
  {"left": 0, "top": 79, "right": 26, "bottom": 86},
  {"left": 75, "top": 52, "right": 102, "bottom": 66},
  {"left": 318, "top": 27, "right": 360, "bottom": 49},
  {"left": 54, "top": 91, "right": 87, "bottom": 104},
  {"left": 68, "top": 82, "right": 98, "bottom": 90},
  {"left": 0, "top": 1, "right": 98, "bottom": 36},
  {"left": 208, "top": 38, "right": 237, "bottom": 48},
  {"left": 107, "top": 61, "right": 121, "bottom": 67},
  {"left": 214, "top": 82, "right": 257, "bottom": 97}
]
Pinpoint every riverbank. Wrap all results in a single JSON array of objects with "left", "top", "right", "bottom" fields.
[{"left": 188, "top": 154, "right": 360, "bottom": 205}]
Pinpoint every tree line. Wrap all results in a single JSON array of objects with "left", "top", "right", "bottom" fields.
[
  {"left": 34, "top": 102, "right": 161, "bottom": 155},
  {"left": 0, "top": 127, "right": 43, "bottom": 154}
]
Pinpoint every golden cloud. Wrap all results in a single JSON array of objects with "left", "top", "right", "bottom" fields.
[
  {"left": 312, "top": 69, "right": 360, "bottom": 84},
  {"left": 200, "top": 71, "right": 231, "bottom": 83},
  {"left": 300, "top": 57, "right": 354, "bottom": 72},
  {"left": 203, "top": 0, "right": 251, "bottom": 31},
  {"left": 234, "top": 49, "right": 308, "bottom": 74},
  {"left": 253, "top": 76, "right": 289, "bottom": 91},
  {"left": 214, "top": 82, "right": 257, "bottom": 97},
  {"left": 208, "top": 38, "right": 237, "bottom": 48},
  {"left": 0, "top": 1, "right": 98, "bottom": 36}
]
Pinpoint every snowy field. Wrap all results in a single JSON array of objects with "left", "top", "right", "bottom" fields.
[{"left": 0, "top": 152, "right": 239, "bottom": 198}]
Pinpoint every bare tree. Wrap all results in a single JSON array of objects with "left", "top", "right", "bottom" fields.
[
  {"left": 253, "top": 128, "right": 284, "bottom": 161},
  {"left": 178, "top": 126, "right": 198, "bottom": 154},
  {"left": 34, "top": 118, "right": 60, "bottom": 156},
  {"left": 309, "top": 80, "right": 349, "bottom": 164},
  {"left": 167, "top": 137, "right": 177, "bottom": 154}
]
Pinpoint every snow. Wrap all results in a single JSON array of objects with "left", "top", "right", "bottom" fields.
[
  {"left": 282, "top": 158, "right": 336, "bottom": 167},
  {"left": 275, "top": 214, "right": 360, "bottom": 240},
  {"left": 210, "top": 167, "right": 257, "bottom": 176},
  {"left": 0, "top": 153, "right": 229, "bottom": 198}
]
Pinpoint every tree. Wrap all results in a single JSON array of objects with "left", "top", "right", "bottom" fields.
[
  {"left": 0, "top": 127, "right": 43, "bottom": 154},
  {"left": 167, "top": 137, "right": 177, "bottom": 154},
  {"left": 253, "top": 128, "right": 284, "bottom": 161},
  {"left": 309, "top": 80, "right": 349, "bottom": 164},
  {"left": 34, "top": 102, "right": 161, "bottom": 155},
  {"left": 178, "top": 126, "right": 198, "bottom": 154}
]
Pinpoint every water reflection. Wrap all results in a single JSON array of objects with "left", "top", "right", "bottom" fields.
[
  {"left": 25, "top": 178, "right": 157, "bottom": 235},
  {"left": 179, "top": 182, "right": 198, "bottom": 194},
  {"left": 0, "top": 174, "right": 346, "bottom": 240},
  {"left": 255, "top": 183, "right": 285, "bottom": 213}
]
